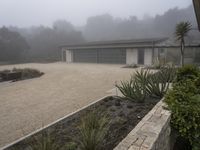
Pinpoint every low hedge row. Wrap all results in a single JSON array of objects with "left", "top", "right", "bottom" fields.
[{"left": 165, "top": 65, "right": 200, "bottom": 150}]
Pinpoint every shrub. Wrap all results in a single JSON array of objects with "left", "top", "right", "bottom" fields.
[
  {"left": 165, "top": 79, "right": 200, "bottom": 149},
  {"left": 77, "top": 112, "right": 109, "bottom": 150},
  {"left": 12, "top": 68, "right": 44, "bottom": 79},
  {"left": 176, "top": 65, "right": 200, "bottom": 82}
]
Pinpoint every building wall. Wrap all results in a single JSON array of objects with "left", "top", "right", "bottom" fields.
[
  {"left": 166, "top": 47, "right": 199, "bottom": 65},
  {"left": 144, "top": 48, "right": 153, "bottom": 65},
  {"left": 66, "top": 50, "right": 73, "bottom": 63},
  {"left": 126, "top": 49, "right": 138, "bottom": 65}
]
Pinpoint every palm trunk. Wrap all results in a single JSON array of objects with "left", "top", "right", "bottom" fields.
[{"left": 180, "top": 40, "right": 185, "bottom": 67}]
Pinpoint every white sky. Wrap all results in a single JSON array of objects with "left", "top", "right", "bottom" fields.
[{"left": 0, "top": 0, "right": 192, "bottom": 27}]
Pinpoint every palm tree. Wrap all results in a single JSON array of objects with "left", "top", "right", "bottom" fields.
[{"left": 175, "top": 21, "right": 192, "bottom": 66}]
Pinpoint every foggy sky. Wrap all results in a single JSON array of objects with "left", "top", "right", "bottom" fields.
[{"left": 0, "top": 0, "right": 192, "bottom": 27}]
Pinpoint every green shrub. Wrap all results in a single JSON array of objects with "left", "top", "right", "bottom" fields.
[
  {"left": 12, "top": 68, "right": 44, "bottom": 79},
  {"left": 176, "top": 65, "right": 200, "bottom": 82},
  {"left": 165, "top": 79, "right": 200, "bottom": 149},
  {"left": 78, "top": 112, "right": 109, "bottom": 150}
]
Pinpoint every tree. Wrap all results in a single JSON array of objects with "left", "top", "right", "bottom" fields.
[
  {"left": 0, "top": 27, "right": 29, "bottom": 62},
  {"left": 175, "top": 21, "right": 192, "bottom": 66}
]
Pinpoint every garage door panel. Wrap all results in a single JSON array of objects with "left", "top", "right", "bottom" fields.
[
  {"left": 73, "top": 49, "right": 97, "bottom": 63},
  {"left": 99, "top": 49, "right": 126, "bottom": 64},
  {"left": 73, "top": 49, "right": 126, "bottom": 64}
]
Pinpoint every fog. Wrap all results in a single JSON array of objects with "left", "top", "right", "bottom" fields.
[
  {"left": 0, "top": 0, "right": 199, "bottom": 62},
  {"left": 0, "top": 0, "right": 191, "bottom": 27}
]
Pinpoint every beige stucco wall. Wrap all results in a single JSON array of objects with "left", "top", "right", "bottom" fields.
[
  {"left": 126, "top": 49, "right": 138, "bottom": 65},
  {"left": 66, "top": 50, "right": 73, "bottom": 63},
  {"left": 144, "top": 49, "right": 153, "bottom": 65}
]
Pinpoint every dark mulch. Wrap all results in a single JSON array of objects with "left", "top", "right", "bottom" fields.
[{"left": 173, "top": 136, "right": 192, "bottom": 150}]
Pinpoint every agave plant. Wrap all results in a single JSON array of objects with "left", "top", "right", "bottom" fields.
[
  {"left": 146, "top": 66, "right": 176, "bottom": 98},
  {"left": 116, "top": 66, "right": 176, "bottom": 101},
  {"left": 78, "top": 112, "right": 109, "bottom": 150},
  {"left": 116, "top": 69, "right": 150, "bottom": 102}
]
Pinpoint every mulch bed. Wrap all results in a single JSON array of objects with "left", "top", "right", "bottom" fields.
[{"left": 6, "top": 96, "right": 159, "bottom": 150}]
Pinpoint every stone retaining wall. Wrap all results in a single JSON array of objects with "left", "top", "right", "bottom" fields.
[{"left": 114, "top": 99, "right": 171, "bottom": 150}]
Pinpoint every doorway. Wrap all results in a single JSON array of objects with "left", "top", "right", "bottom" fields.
[{"left": 138, "top": 48, "right": 144, "bottom": 64}]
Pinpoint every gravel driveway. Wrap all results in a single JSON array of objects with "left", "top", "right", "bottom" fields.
[{"left": 0, "top": 62, "right": 135, "bottom": 148}]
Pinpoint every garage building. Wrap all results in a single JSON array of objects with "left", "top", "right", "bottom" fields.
[{"left": 60, "top": 38, "right": 200, "bottom": 65}]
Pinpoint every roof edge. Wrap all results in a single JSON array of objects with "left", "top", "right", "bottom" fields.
[{"left": 59, "top": 37, "right": 168, "bottom": 49}]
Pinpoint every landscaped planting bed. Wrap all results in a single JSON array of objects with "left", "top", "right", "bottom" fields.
[
  {"left": 3, "top": 66, "right": 175, "bottom": 150},
  {"left": 3, "top": 96, "right": 159, "bottom": 150},
  {"left": 0, "top": 68, "right": 44, "bottom": 82}
]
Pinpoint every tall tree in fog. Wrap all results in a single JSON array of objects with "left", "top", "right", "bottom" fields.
[
  {"left": 0, "top": 27, "right": 29, "bottom": 61},
  {"left": 13, "top": 21, "right": 85, "bottom": 61},
  {"left": 175, "top": 21, "right": 192, "bottom": 66},
  {"left": 83, "top": 5, "right": 199, "bottom": 41}
]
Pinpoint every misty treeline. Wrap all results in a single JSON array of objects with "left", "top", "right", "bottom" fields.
[{"left": 0, "top": 4, "right": 199, "bottom": 62}]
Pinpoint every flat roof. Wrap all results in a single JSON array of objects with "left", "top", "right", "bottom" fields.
[
  {"left": 60, "top": 37, "right": 168, "bottom": 49},
  {"left": 193, "top": 0, "right": 200, "bottom": 30},
  {"left": 60, "top": 37, "right": 200, "bottom": 50}
]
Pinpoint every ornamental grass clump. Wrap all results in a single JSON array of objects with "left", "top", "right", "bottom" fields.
[
  {"left": 165, "top": 65, "right": 200, "bottom": 150},
  {"left": 78, "top": 112, "right": 109, "bottom": 150},
  {"left": 28, "top": 131, "right": 60, "bottom": 150}
]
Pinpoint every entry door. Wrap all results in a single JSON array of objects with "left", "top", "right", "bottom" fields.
[{"left": 138, "top": 48, "right": 144, "bottom": 65}]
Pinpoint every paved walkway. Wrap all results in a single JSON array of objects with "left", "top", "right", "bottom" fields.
[{"left": 0, "top": 62, "right": 135, "bottom": 148}]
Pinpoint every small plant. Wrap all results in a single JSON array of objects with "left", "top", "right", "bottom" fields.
[
  {"left": 77, "top": 112, "right": 109, "bottom": 150},
  {"left": 123, "top": 64, "right": 138, "bottom": 68},
  {"left": 29, "top": 131, "right": 60, "bottom": 150},
  {"left": 152, "top": 57, "right": 166, "bottom": 69},
  {"left": 65, "top": 142, "right": 77, "bottom": 150}
]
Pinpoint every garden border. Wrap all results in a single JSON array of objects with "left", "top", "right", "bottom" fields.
[
  {"left": 114, "top": 98, "right": 171, "bottom": 150},
  {"left": 1, "top": 97, "right": 170, "bottom": 150}
]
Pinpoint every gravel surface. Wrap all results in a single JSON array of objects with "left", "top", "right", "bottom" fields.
[{"left": 0, "top": 62, "right": 135, "bottom": 148}]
